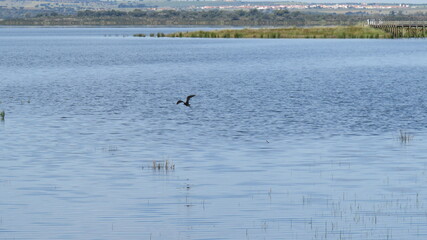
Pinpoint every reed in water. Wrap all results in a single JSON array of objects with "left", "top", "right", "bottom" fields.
[{"left": 160, "top": 26, "right": 392, "bottom": 39}]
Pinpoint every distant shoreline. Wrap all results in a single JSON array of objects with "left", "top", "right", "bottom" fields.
[
  {"left": 0, "top": 24, "right": 247, "bottom": 28},
  {"left": 0, "top": 25, "right": 241, "bottom": 28},
  {"left": 2, "top": 9, "right": 426, "bottom": 28}
]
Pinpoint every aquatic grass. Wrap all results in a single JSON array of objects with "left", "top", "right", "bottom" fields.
[
  {"left": 398, "top": 130, "right": 413, "bottom": 144},
  {"left": 0, "top": 111, "right": 4, "bottom": 121},
  {"left": 149, "top": 159, "right": 175, "bottom": 171},
  {"left": 156, "top": 32, "right": 166, "bottom": 38},
  {"left": 163, "top": 26, "right": 392, "bottom": 39}
]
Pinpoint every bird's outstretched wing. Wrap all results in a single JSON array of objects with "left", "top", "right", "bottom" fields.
[
  {"left": 176, "top": 100, "right": 184, "bottom": 105},
  {"left": 186, "top": 95, "right": 196, "bottom": 103}
]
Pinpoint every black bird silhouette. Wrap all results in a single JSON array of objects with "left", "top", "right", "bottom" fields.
[{"left": 176, "top": 95, "right": 196, "bottom": 107}]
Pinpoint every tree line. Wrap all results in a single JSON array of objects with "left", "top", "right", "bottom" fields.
[{"left": 1, "top": 9, "right": 427, "bottom": 26}]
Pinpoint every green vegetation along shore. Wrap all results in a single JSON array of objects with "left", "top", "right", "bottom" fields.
[
  {"left": 2, "top": 9, "right": 427, "bottom": 27},
  {"left": 135, "top": 26, "right": 395, "bottom": 39}
]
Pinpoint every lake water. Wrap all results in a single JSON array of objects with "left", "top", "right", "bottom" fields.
[{"left": 1, "top": 27, "right": 427, "bottom": 240}]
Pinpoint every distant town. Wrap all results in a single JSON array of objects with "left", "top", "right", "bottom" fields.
[
  {"left": 0, "top": 0, "right": 420, "bottom": 12},
  {"left": 199, "top": 3, "right": 411, "bottom": 11}
]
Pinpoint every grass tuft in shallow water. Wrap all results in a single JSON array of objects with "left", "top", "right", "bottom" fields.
[
  {"left": 150, "top": 159, "right": 175, "bottom": 171},
  {"left": 398, "top": 130, "right": 413, "bottom": 144},
  {"left": 0, "top": 111, "right": 5, "bottom": 121}
]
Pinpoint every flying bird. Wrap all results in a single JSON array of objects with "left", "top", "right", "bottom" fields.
[{"left": 176, "top": 95, "right": 196, "bottom": 107}]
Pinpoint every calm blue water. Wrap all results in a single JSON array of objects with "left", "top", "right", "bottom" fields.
[{"left": 1, "top": 27, "right": 427, "bottom": 240}]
